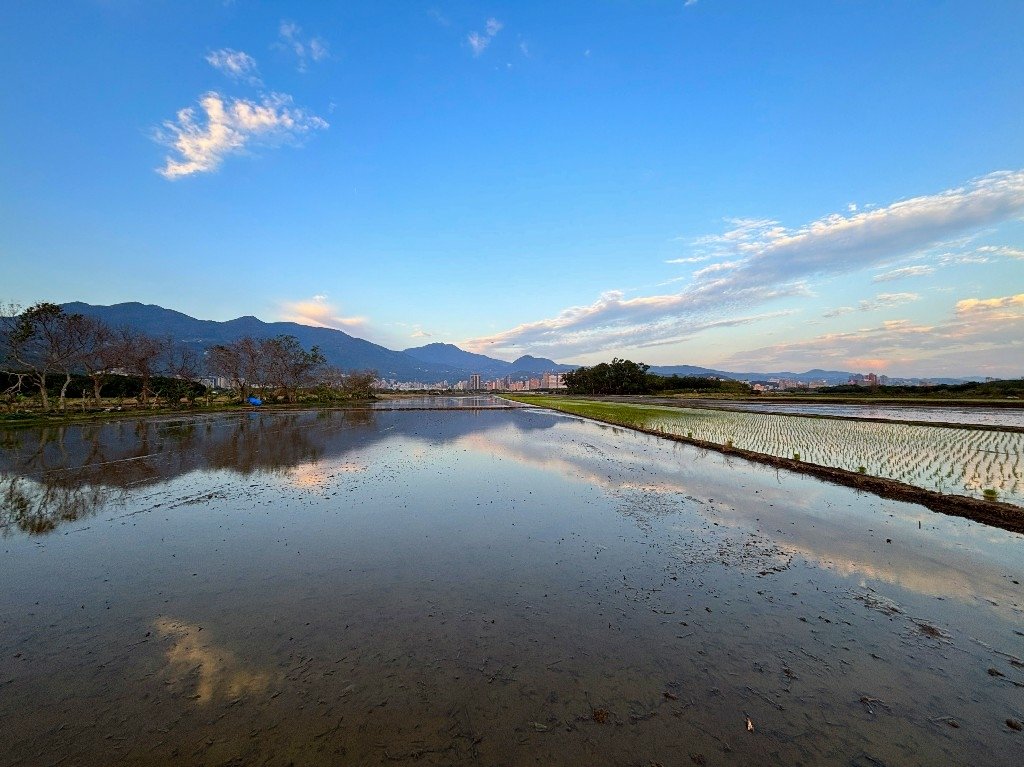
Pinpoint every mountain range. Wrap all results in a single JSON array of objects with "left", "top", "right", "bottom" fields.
[{"left": 60, "top": 302, "right": 980, "bottom": 385}]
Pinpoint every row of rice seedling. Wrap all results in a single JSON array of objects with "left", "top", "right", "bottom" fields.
[{"left": 534, "top": 399, "right": 1024, "bottom": 506}]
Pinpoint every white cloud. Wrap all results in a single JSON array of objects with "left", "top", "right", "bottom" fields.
[
  {"left": 857, "top": 292, "right": 920, "bottom": 312},
  {"left": 955, "top": 293, "right": 1024, "bottom": 315},
  {"left": 823, "top": 306, "right": 855, "bottom": 318},
  {"left": 468, "top": 17, "right": 503, "bottom": 56},
  {"left": 467, "top": 32, "right": 490, "bottom": 56},
  {"left": 410, "top": 328, "right": 432, "bottom": 339},
  {"left": 205, "top": 48, "right": 261, "bottom": 85},
  {"left": 466, "top": 169, "right": 1024, "bottom": 358},
  {"left": 976, "top": 245, "right": 1024, "bottom": 260},
  {"left": 155, "top": 92, "right": 327, "bottom": 179},
  {"left": 719, "top": 293, "right": 1024, "bottom": 377},
  {"left": 279, "top": 295, "right": 366, "bottom": 330},
  {"left": 872, "top": 265, "right": 935, "bottom": 283},
  {"left": 664, "top": 254, "right": 713, "bottom": 264},
  {"left": 278, "top": 20, "right": 329, "bottom": 72}
]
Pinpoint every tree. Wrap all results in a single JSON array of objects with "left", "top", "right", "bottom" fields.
[
  {"left": 114, "top": 328, "right": 164, "bottom": 406},
  {"left": 76, "top": 316, "right": 118, "bottom": 404},
  {"left": 158, "top": 339, "right": 203, "bottom": 405},
  {"left": 340, "top": 369, "right": 377, "bottom": 399},
  {"left": 0, "top": 303, "right": 90, "bottom": 411},
  {"left": 262, "top": 335, "right": 325, "bottom": 402},
  {"left": 208, "top": 341, "right": 249, "bottom": 401},
  {"left": 562, "top": 358, "right": 651, "bottom": 396}
]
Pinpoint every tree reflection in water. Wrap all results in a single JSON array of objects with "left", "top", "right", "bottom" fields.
[{"left": 0, "top": 411, "right": 370, "bottom": 535}]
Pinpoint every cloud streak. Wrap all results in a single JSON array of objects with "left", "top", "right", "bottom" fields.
[
  {"left": 466, "top": 169, "right": 1024, "bottom": 357},
  {"left": 857, "top": 292, "right": 920, "bottom": 312},
  {"left": 155, "top": 92, "right": 327, "bottom": 178},
  {"left": 718, "top": 293, "right": 1024, "bottom": 376},
  {"left": 872, "top": 265, "right": 935, "bottom": 283}
]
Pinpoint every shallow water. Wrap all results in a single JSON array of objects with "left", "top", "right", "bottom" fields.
[
  {"left": 2, "top": 401, "right": 1023, "bottom": 766},
  {"left": 704, "top": 401, "right": 1024, "bottom": 429},
  {"left": 551, "top": 400, "right": 1024, "bottom": 506},
  {"left": 371, "top": 396, "right": 528, "bottom": 409}
]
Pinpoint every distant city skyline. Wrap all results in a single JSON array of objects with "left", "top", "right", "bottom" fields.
[{"left": 3, "top": 1, "right": 1022, "bottom": 378}]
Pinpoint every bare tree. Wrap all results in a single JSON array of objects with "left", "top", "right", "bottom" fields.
[
  {"left": 76, "top": 316, "right": 117, "bottom": 404},
  {"left": 341, "top": 369, "right": 378, "bottom": 400},
  {"left": 0, "top": 303, "right": 90, "bottom": 411},
  {"left": 262, "top": 335, "right": 325, "bottom": 402},
  {"left": 114, "top": 328, "right": 164, "bottom": 406},
  {"left": 208, "top": 339, "right": 257, "bottom": 401},
  {"left": 160, "top": 339, "right": 202, "bottom": 405}
]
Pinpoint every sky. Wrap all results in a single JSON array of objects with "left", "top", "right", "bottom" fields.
[{"left": 2, "top": 0, "right": 1023, "bottom": 377}]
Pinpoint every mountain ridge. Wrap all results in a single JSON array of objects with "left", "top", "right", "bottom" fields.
[{"left": 57, "top": 302, "right": 983, "bottom": 385}]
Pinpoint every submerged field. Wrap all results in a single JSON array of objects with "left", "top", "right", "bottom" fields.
[
  {"left": 1, "top": 401, "right": 1023, "bottom": 766},
  {"left": 506, "top": 396, "right": 1024, "bottom": 507}
]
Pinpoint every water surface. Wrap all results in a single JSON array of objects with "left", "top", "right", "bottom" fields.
[{"left": 2, "top": 402, "right": 1023, "bottom": 765}]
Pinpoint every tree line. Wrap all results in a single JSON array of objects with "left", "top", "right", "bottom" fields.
[
  {"left": 1, "top": 302, "right": 376, "bottom": 412},
  {"left": 561, "top": 358, "right": 751, "bottom": 396}
]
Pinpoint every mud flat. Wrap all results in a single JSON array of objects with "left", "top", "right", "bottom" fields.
[{"left": 2, "top": 401, "right": 1023, "bottom": 765}]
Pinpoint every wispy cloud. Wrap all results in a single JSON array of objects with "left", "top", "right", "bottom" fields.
[
  {"left": 278, "top": 20, "right": 328, "bottom": 72},
  {"left": 155, "top": 92, "right": 327, "bottom": 178},
  {"left": 857, "top": 292, "right": 920, "bottom": 312},
  {"left": 976, "top": 245, "right": 1024, "bottom": 260},
  {"left": 468, "top": 17, "right": 503, "bottom": 56},
  {"left": 823, "top": 306, "right": 855, "bottom": 318},
  {"left": 466, "top": 169, "right": 1024, "bottom": 357},
  {"left": 205, "top": 48, "right": 261, "bottom": 85},
  {"left": 718, "top": 293, "right": 1024, "bottom": 376},
  {"left": 872, "top": 265, "right": 935, "bottom": 283},
  {"left": 664, "top": 254, "right": 713, "bottom": 264},
  {"left": 279, "top": 295, "right": 366, "bottom": 330}
]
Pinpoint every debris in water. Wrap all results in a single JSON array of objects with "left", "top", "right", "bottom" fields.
[{"left": 746, "top": 715, "right": 754, "bottom": 732}]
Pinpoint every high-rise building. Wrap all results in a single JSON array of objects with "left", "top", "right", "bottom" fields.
[{"left": 469, "top": 373, "right": 481, "bottom": 390}]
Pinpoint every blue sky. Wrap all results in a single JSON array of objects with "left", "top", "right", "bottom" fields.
[{"left": 2, "top": 0, "right": 1023, "bottom": 376}]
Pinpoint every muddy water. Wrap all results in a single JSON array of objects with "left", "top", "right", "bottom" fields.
[{"left": 1, "top": 403, "right": 1023, "bottom": 766}]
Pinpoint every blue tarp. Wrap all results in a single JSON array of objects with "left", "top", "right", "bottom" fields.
[{"left": 247, "top": 397, "right": 263, "bottom": 406}]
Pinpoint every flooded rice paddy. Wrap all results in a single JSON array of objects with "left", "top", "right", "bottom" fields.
[
  {"left": 2, "top": 400, "right": 1023, "bottom": 766},
  {"left": 529, "top": 399, "right": 1024, "bottom": 507},
  {"left": 698, "top": 401, "right": 1024, "bottom": 429}
]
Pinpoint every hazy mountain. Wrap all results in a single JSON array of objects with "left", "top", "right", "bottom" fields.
[
  {"left": 650, "top": 365, "right": 856, "bottom": 385},
  {"left": 62, "top": 302, "right": 464, "bottom": 381},
  {"left": 510, "top": 355, "right": 576, "bottom": 373},
  {"left": 401, "top": 343, "right": 510, "bottom": 376},
  {"left": 402, "top": 344, "right": 578, "bottom": 376}
]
